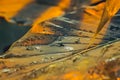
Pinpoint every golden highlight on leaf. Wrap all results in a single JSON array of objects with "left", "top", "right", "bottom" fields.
[
  {"left": 97, "top": 0, "right": 120, "bottom": 34},
  {"left": 88, "top": 0, "right": 120, "bottom": 47},
  {"left": 31, "top": 0, "right": 71, "bottom": 34},
  {"left": 30, "top": 25, "right": 54, "bottom": 34}
]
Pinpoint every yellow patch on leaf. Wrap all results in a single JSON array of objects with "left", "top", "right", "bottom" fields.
[
  {"left": 31, "top": 0, "right": 71, "bottom": 34},
  {"left": 0, "top": 0, "right": 32, "bottom": 21}
]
